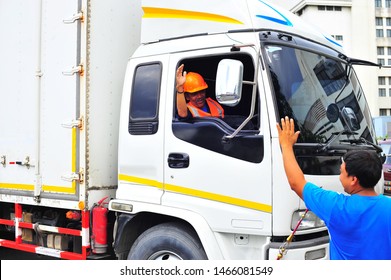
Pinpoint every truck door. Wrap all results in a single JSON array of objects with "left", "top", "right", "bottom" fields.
[
  {"left": 39, "top": 0, "right": 82, "bottom": 199},
  {"left": 163, "top": 50, "right": 273, "bottom": 235},
  {"left": 0, "top": 0, "right": 82, "bottom": 200},
  {"left": 117, "top": 55, "right": 169, "bottom": 204}
]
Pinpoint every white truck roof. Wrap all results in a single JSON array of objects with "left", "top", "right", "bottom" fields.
[{"left": 141, "top": 0, "right": 343, "bottom": 52}]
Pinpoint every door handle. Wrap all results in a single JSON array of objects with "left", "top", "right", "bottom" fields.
[{"left": 168, "top": 153, "right": 190, "bottom": 168}]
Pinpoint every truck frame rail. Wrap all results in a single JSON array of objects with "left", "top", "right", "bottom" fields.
[{"left": 0, "top": 203, "right": 90, "bottom": 260}]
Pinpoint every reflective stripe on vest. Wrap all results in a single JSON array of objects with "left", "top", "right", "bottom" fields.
[{"left": 187, "top": 98, "right": 224, "bottom": 118}]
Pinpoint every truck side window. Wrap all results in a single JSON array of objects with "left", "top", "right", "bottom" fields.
[
  {"left": 172, "top": 55, "right": 263, "bottom": 163},
  {"left": 129, "top": 63, "right": 162, "bottom": 135}
]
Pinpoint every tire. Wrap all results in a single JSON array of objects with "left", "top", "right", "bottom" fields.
[{"left": 127, "top": 222, "right": 207, "bottom": 260}]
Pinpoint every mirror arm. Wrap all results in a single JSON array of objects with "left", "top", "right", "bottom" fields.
[
  {"left": 224, "top": 81, "right": 257, "bottom": 141},
  {"left": 224, "top": 49, "right": 261, "bottom": 141}
]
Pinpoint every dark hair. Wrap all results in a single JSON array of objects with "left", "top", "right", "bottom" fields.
[{"left": 343, "top": 150, "right": 382, "bottom": 188}]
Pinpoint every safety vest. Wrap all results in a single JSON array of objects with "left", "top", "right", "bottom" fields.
[{"left": 187, "top": 98, "right": 224, "bottom": 118}]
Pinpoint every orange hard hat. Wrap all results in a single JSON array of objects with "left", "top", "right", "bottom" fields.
[{"left": 184, "top": 72, "right": 208, "bottom": 93}]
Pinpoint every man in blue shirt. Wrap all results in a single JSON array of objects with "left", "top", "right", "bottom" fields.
[{"left": 277, "top": 116, "right": 391, "bottom": 260}]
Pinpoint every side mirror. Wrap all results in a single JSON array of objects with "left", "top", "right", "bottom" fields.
[
  {"left": 215, "top": 59, "right": 243, "bottom": 107},
  {"left": 341, "top": 106, "right": 360, "bottom": 131},
  {"left": 326, "top": 104, "right": 339, "bottom": 123}
]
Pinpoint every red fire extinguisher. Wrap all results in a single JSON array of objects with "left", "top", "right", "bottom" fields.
[{"left": 91, "top": 196, "right": 109, "bottom": 254}]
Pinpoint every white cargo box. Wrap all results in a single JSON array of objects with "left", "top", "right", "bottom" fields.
[{"left": 0, "top": 0, "right": 142, "bottom": 209}]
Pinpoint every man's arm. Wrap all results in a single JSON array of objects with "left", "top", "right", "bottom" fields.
[
  {"left": 276, "top": 117, "right": 307, "bottom": 199},
  {"left": 176, "top": 64, "right": 188, "bottom": 118}
]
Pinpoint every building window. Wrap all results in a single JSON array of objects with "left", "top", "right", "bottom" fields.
[
  {"left": 376, "top": 0, "right": 382, "bottom": 8},
  {"left": 376, "top": 17, "right": 384, "bottom": 26},
  {"left": 387, "top": 18, "right": 391, "bottom": 26},
  {"left": 389, "top": 88, "right": 391, "bottom": 96},
  {"left": 334, "top": 35, "right": 343, "bottom": 40},
  {"left": 378, "top": 47, "right": 385, "bottom": 55},
  {"left": 377, "top": 29, "right": 384, "bottom": 37},
  {"left": 388, "top": 59, "right": 391, "bottom": 65},
  {"left": 380, "top": 109, "right": 387, "bottom": 116},
  {"left": 387, "top": 30, "right": 391, "bottom": 37},
  {"left": 379, "top": 77, "right": 386, "bottom": 85},
  {"left": 318, "top": 6, "right": 342, "bottom": 11},
  {"left": 379, "top": 88, "right": 387, "bottom": 97},
  {"left": 379, "top": 58, "right": 385, "bottom": 65},
  {"left": 387, "top": 0, "right": 391, "bottom": 8}
]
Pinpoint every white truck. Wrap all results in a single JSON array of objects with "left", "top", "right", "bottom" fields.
[{"left": 0, "top": 0, "right": 383, "bottom": 260}]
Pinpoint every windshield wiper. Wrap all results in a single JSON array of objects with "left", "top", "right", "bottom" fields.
[
  {"left": 340, "top": 137, "right": 383, "bottom": 153},
  {"left": 338, "top": 54, "right": 382, "bottom": 68},
  {"left": 335, "top": 55, "right": 381, "bottom": 103},
  {"left": 317, "top": 130, "right": 358, "bottom": 153}
]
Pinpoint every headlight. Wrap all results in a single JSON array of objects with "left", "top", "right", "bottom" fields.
[{"left": 291, "top": 210, "right": 325, "bottom": 231}]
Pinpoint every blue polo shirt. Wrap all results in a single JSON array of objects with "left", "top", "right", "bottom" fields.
[{"left": 303, "top": 182, "right": 391, "bottom": 260}]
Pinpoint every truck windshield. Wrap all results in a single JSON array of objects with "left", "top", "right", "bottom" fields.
[{"left": 264, "top": 44, "right": 376, "bottom": 145}]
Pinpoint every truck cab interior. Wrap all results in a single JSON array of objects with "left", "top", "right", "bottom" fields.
[{"left": 172, "top": 53, "right": 264, "bottom": 163}]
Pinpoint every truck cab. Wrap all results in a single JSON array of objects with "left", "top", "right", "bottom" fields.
[
  {"left": 0, "top": 0, "right": 382, "bottom": 260},
  {"left": 110, "top": 0, "right": 382, "bottom": 260}
]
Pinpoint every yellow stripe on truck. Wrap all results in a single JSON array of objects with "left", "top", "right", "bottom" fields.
[
  {"left": 118, "top": 174, "right": 164, "bottom": 189},
  {"left": 0, "top": 183, "right": 76, "bottom": 194},
  {"left": 142, "top": 7, "right": 243, "bottom": 24},
  {"left": 119, "top": 174, "right": 272, "bottom": 213},
  {"left": 72, "top": 127, "right": 77, "bottom": 195},
  {"left": 42, "top": 185, "right": 76, "bottom": 194},
  {"left": 0, "top": 183, "right": 34, "bottom": 191}
]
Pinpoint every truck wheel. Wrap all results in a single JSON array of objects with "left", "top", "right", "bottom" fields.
[{"left": 127, "top": 222, "right": 207, "bottom": 260}]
